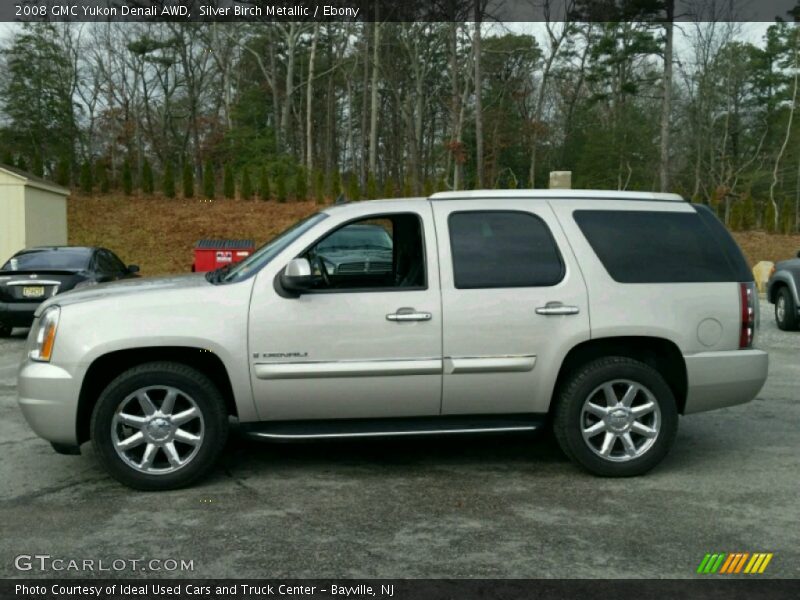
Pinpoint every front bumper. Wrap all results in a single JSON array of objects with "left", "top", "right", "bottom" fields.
[
  {"left": 683, "top": 349, "right": 768, "bottom": 414},
  {"left": 0, "top": 301, "right": 38, "bottom": 327},
  {"left": 17, "top": 359, "right": 80, "bottom": 446}
]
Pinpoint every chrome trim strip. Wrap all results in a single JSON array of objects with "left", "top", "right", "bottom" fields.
[
  {"left": 250, "top": 425, "right": 539, "bottom": 440},
  {"left": 6, "top": 280, "right": 62, "bottom": 286},
  {"left": 254, "top": 359, "right": 442, "bottom": 380},
  {"left": 444, "top": 355, "right": 536, "bottom": 374}
]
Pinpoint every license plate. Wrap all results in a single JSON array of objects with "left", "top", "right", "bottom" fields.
[{"left": 22, "top": 286, "right": 45, "bottom": 298}]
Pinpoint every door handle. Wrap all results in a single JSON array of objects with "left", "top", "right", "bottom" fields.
[
  {"left": 535, "top": 302, "right": 580, "bottom": 316},
  {"left": 386, "top": 308, "right": 432, "bottom": 322}
]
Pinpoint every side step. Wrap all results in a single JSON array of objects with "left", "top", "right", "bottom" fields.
[{"left": 240, "top": 414, "right": 545, "bottom": 441}]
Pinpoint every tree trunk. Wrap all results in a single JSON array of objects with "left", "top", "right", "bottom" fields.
[
  {"left": 659, "top": 1, "right": 674, "bottom": 192},
  {"left": 368, "top": 21, "right": 380, "bottom": 177},
  {"left": 770, "top": 35, "right": 799, "bottom": 231},
  {"left": 473, "top": 3, "right": 484, "bottom": 189},
  {"left": 306, "top": 23, "right": 319, "bottom": 178}
]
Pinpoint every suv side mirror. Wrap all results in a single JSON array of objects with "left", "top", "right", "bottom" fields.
[
  {"left": 280, "top": 258, "right": 313, "bottom": 293},
  {"left": 127, "top": 264, "right": 140, "bottom": 274},
  {"left": 796, "top": 250, "right": 800, "bottom": 259}
]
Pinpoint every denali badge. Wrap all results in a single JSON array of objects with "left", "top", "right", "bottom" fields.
[{"left": 252, "top": 352, "right": 309, "bottom": 359}]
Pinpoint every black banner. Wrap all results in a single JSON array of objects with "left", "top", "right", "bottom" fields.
[
  {"left": 2, "top": 0, "right": 800, "bottom": 23},
  {"left": 4, "top": 580, "right": 800, "bottom": 600}
]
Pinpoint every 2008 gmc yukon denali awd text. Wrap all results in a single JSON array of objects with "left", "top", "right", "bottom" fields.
[{"left": 17, "top": 190, "right": 768, "bottom": 490}]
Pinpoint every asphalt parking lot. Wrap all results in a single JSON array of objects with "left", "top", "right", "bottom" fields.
[{"left": 1, "top": 302, "right": 798, "bottom": 579}]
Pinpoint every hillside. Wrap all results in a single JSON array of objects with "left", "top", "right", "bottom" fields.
[{"left": 68, "top": 194, "right": 800, "bottom": 276}]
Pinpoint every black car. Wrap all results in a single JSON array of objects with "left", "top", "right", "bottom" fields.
[{"left": 0, "top": 246, "right": 139, "bottom": 336}]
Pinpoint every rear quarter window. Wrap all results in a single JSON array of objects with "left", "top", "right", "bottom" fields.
[{"left": 573, "top": 208, "right": 750, "bottom": 283}]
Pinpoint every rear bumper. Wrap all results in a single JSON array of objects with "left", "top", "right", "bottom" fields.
[
  {"left": 0, "top": 301, "right": 38, "bottom": 327},
  {"left": 17, "top": 359, "right": 80, "bottom": 446},
  {"left": 683, "top": 349, "right": 768, "bottom": 414}
]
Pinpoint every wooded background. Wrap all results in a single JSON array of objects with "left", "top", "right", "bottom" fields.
[{"left": 1, "top": 1, "right": 799, "bottom": 233}]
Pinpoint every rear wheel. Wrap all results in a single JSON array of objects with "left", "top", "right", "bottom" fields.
[
  {"left": 553, "top": 357, "right": 678, "bottom": 477},
  {"left": 91, "top": 362, "right": 228, "bottom": 490},
  {"left": 775, "top": 287, "right": 799, "bottom": 331}
]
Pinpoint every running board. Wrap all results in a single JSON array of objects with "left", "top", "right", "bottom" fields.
[{"left": 240, "top": 414, "right": 545, "bottom": 441}]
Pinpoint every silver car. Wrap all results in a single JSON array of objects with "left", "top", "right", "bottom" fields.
[{"left": 17, "top": 191, "right": 768, "bottom": 489}]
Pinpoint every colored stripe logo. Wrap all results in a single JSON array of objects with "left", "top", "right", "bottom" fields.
[{"left": 697, "top": 552, "right": 773, "bottom": 574}]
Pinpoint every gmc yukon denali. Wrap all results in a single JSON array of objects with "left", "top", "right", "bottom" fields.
[{"left": 17, "top": 190, "right": 769, "bottom": 489}]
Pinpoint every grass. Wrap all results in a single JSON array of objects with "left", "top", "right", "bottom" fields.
[{"left": 68, "top": 193, "right": 800, "bottom": 276}]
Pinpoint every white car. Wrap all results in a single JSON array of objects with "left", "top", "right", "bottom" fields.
[{"left": 17, "top": 190, "right": 768, "bottom": 489}]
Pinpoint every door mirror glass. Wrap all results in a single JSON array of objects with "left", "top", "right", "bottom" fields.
[
  {"left": 127, "top": 264, "right": 140, "bottom": 274},
  {"left": 281, "top": 258, "right": 313, "bottom": 293}
]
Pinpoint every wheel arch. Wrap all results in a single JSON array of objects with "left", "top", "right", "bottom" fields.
[
  {"left": 551, "top": 336, "right": 688, "bottom": 415},
  {"left": 76, "top": 346, "right": 237, "bottom": 444}
]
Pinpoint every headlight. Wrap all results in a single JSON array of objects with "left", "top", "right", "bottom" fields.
[{"left": 30, "top": 306, "right": 60, "bottom": 362}]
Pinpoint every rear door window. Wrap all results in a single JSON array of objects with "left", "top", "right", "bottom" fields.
[
  {"left": 448, "top": 211, "right": 564, "bottom": 289},
  {"left": 573, "top": 209, "right": 745, "bottom": 283}
]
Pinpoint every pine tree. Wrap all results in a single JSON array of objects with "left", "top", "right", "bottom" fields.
[
  {"left": 55, "top": 158, "right": 70, "bottom": 187},
  {"left": 314, "top": 169, "right": 325, "bottom": 204},
  {"left": 79, "top": 161, "right": 93, "bottom": 194},
  {"left": 17, "top": 156, "right": 28, "bottom": 172},
  {"left": 329, "top": 169, "right": 341, "bottom": 200},
  {"left": 764, "top": 201, "right": 777, "bottom": 233},
  {"left": 259, "top": 167, "right": 270, "bottom": 201},
  {"left": 203, "top": 160, "right": 215, "bottom": 199},
  {"left": 142, "top": 159, "right": 154, "bottom": 195},
  {"left": 366, "top": 172, "right": 378, "bottom": 199},
  {"left": 241, "top": 168, "right": 253, "bottom": 199},
  {"left": 295, "top": 168, "right": 308, "bottom": 201},
  {"left": 223, "top": 163, "right": 235, "bottom": 199},
  {"left": 402, "top": 176, "right": 413, "bottom": 197},
  {"left": 347, "top": 174, "right": 361, "bottom": 201},
  {"left": 121, "top": 160, "right": 133, "bottom": 196},
  {"left": 436, "top": 176, "right": 447, "bottom": 192},
  {"left": 423, "top": 178, "right": 434, "bottom": 196},
  {"left": 383, "top": 177, "right": 394, "bottom": 198},
  {"left": 162, "top": 161, "right": 175, "bottom": 198},
  {"left": 182, "top": 161, "right": 193, "bottom": 198},
  {"left": 96, "top": 159, "right": 110, "bottom": 194},
  {"left": 1, "top": 151, "right": 13, "bottom": 166},
  {"left": 275, "top": 167, "right": 287, "bottom": 203}
]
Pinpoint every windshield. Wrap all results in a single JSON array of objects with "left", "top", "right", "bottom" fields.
[
  {"left": 2, "top": 248, "right": 91, "bottom": 271},
  {"left": 317, "top": 227, "right": 392, "bottom": 252},
  {"left": 217, "top": 212, "right": 328, "bottom": 284}
]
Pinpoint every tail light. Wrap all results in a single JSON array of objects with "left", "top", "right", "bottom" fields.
[{"left": 739, "top": 282, "right": 756, "bottom": 349}]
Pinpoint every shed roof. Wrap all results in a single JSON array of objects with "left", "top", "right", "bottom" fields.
[{"left": 0, "top": 165, "right": 70, "bottom": 196}]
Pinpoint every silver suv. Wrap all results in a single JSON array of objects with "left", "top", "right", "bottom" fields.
[{"left": 17, "top": 191, "right": 768, "bottom": 489}]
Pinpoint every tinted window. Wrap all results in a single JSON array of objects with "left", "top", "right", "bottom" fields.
[
  {"left": 96, "top": 250, "right": 123, "bottom": 274},
  {"left": 574, "top": 209, "right": 744, "bottom": 283},
  {"left": 2, "top": 248, "right": 91, "bottom": 271},
  {"left": 448, "top": 211, "right": 564, "bottom": 289}
]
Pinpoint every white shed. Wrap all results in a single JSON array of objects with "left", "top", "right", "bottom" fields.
[{"left": 0, "top": 166, "right": 70, "bottom": 265}]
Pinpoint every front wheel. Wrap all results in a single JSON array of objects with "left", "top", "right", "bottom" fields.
[
  {"left": 775, "top": 287, "right": 799, "bottom": 331},
  {"left": 553, "top": 357, "right": 678, "bottom": 477},
  {"left": 91, "top": 362, "right": 228, "bottom": 490}
]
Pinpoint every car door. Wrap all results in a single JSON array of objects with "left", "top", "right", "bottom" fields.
[
  {"left": 248, "top": 204, "right": 443, "bottom": 421},
  {"left": 432, "top": 199, "right": 590, "bottom": 415}
]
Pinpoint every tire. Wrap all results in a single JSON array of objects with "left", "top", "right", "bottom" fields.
[
  {"left": 91, "top": 362, "right": 228, "bottom": 490},
  {"left": 553, "top": 356, "right": 678, "bottom": 477},
  {"left": 775, "top": 287, "right": 800, "bottom": 331},
  {"left": 0, "top": 323, "right": 11, "bottom": 338}
]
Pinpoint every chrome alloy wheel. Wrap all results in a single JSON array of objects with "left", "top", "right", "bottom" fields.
[
  {"left": 776, "top": 295, "right": 786, "bottom": 323},
  {"left": 580, "top": 379, "right": 661, "bottom": 462},
  {"left": 111, "top": 386, "right": 205, "bottom": 475}
]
